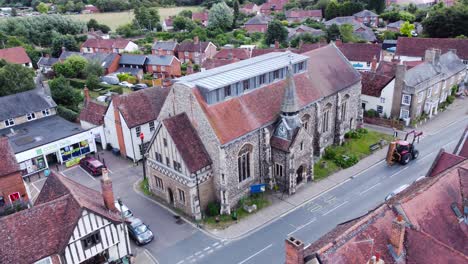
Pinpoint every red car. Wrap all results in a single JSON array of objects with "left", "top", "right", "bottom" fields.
[{"left": 79, "top": 157, "right": 106, "bottom": 176}]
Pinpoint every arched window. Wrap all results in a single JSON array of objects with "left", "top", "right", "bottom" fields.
[
  {"left": 238, "top": 144, "right": 253, "bottom": 183},
  {"left": 341, "top": 94, "right": 350, "bottom": 121},
  {"left": 322, "top": 103, "right": 332, "bottom": 133},
  {"left": 301, "top": 114, "right": 310, "bottom": 131}
]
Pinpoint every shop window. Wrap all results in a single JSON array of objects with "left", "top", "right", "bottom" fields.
[
  {"left": 42, "top": 109, "right": 50, "bottom": 116},
  {"left": 178, "top": 188, "right": 185, "bottom": 204},
  {"left": 20, "top": 155, "right": 46, "bottom": 176},
  {"left": 60, "top": 141, "right": 90, "bottom": 162},
  {"left": 81, "top": 232, "right": 101, "bottom": 250},
  {"left": 149, "top": 121, "right": 155, "bottom": 132},
  {"left": 27, "top": 112, "right": 36, "bottom": 121},
  {"left": 4, "top": 118, "right": 14, "bottom": 127}
]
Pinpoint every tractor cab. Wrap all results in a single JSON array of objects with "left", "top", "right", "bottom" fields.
[{"left": 386, "top": 131, "right": 422, "bottom": 166}]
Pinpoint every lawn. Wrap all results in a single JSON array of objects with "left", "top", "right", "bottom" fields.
[{"left": 68, "top": 7, "right": 201, "bottom": 30}]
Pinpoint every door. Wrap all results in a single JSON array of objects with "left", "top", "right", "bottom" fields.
[
  {"left": 168, "top": 188, "right": 174, "bottom": 205},
  {"left": 296, "top": 166, "right": 305, "bottom": 184}
]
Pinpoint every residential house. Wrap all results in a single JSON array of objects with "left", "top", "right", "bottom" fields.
[
  {"left": 335, "top": 41, "right": 382, "bottom": 71},
  {"left": 162, "top": 17, "right": 174, "bottom": 31},
  {"left": 145, "top": 46, "right": 361, "bottom": 219},
  {"left": 177, "top": 36, "right": 217, "bottom": 64},
  {"left": 285, "top": 131, "right": 468, "bottom": 264},
  {"left": 192, "top": 11, "right": 209, "bottom": 27},
  {"left": 287, "top": 25, "right": 324, "bottom": 40},
  {"left": 361, "top": 61, "right": 397, "bottom": 117},
  {"left": 353, "top": 9, "right": 379, "bottom": 27},
  {"left": 259, "top": 0, "right": 288, "bottom": 15},
  {"left": 104, "top": 87, "right": 170, "bottom": 162},
  {"left": 87, "top": 28, "right": 110, "bottom": 40},
  {"left": 240, "top": 3, "right": 260, "bottom": 14},
  {"left": 201, "top": 48, "right": 251, "bottom": 70},
  {"left": 386, "top": 20, "right": 404, "bottom": 32},
  {"left": 146, "top": 54, "right": 182, "bottom": 78},
  {"left": 81, "top": 38, "right": 139, "bottom": 54},
  {"left": 285, "top": 9, "right": 322, "bottom": 23},
  {"left": 386, "top": 0, "right": 439, "bottom": 7},
  {"left": 324, "top": 16, "right": 377, "bottom": 42},
  {"left": 0, "top": 170, "right": 131, "bottom": 264},
  {"left": 0, "top": 46, "right": 32, "bottom": 67},
  {"left": 393, "top": 49, "right": 467, "bottom": 122},
  {"left": 0, "top": 90, "right": 97, "bottom": 177},
  {"left": 37, "top": 56, "right": 59, "bottom": 73},
  {"left": 151, "top": 41, "right": 178, "bottom": 56},
  {"left": 202, "top": 58, "right": 240, "bottom": 70},
  {"left": 79, "top": 87, "right": 108, "bottom": 148},
  {"left": 59, "top": 51, "right": 120, "bottom": 75},
  {"left": 119, "top": 54, "right": 146, "bottom": 69},
  {"left": 396, "top": 37, "right": 468, "bottom": 65},
  {"left": 244, "top": 15, "right": 271, "bottom": 33},
  {"left": 0, "top": 137, "right": 29, "bottom": 210},
  {"left": 83, "top": 4, "right": 99, "bottom": 13}
]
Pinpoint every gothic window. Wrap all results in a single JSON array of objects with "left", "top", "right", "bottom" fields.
[
  {"left": 238, "top": 144, "right": 253, "bottom": 183},
  {"left": 341, "top": 95, "right": 349, "bottom": 121},
  {"left": 321, "top": 103, "right": 332, "bottom": 133},
  {"left": 301, "top": 114, "right": 310, "bottom": 131},
  {"left": 275, "top": 163, "right": 283, "bottom": 177},
  {"left": 178, "top": 188, "right": 185, "bottom": 204}
]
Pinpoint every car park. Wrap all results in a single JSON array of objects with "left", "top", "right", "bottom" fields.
[
  {"left": 127, "top": 217, "right": 154, "bottom": 245},
  {"left": 79, "top": 157, "right": 106, "bottom": 176}
]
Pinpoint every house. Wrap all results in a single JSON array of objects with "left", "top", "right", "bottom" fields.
[
  {"left": 59, "top": 51, "right": 120, "bottom": 75},
  {"left": 395, "top": 37, "right": 468, "bottom": 65},
  {"left": 335, "top": 41, "right": 382, "bottom": 71},
  {"left": 151, "top": 41, "right": 178, "bottom": 56},
  {"left": 287, "top": 25, "right": 324, "bottom": 40},
  {"left": 0, "top": 137, "right": 29, "bottom": 210},
  {"left": 192, "top": 11, "right": 209, "bottom": 27},
  {"left": 285, "top": 132, "right": 468, "bottom": 264},
  {"left": 146, "top": 54, "right": 182, "bottom": 78},
  {"left": 361, "top": 61, "right": 397, "bottom": 117},
  {"left": 259, "top": 0, "right": 288, "bottom": 15},
  {"left": 386, "top": 20, "right": 404, "bottom": 32},
  {"left": 0, "top": 90, "right": 97, "bottom": 177},
  {"left": 145, "top": 45, "right": 361, "bottom": 219},
  {"left": 37, "top": 56, "right": 59, "bottom": 73},
  {"left": 385, "top": 0, "right": 438, "bottom": 7},
  {"left": 104, "top": 87, "right": 170, "bottom": 162},
  {"left": 79, "top": 87, "right": 108, "bottom": 148},
  {"left": 0, "top": 170, "right": 131, "bottom": 264},
  {"left": 87, "top": 28, "right": 110, "bottom": 40},
  {"left": 83, "top": 4, "right": 99, "bottom": 13},
  {"left": 353, "top": 9, "right": 379, "bottom": 27},
  {"left": 119, "top": 54, "right": 146, "bottom": 69},
  {"left": 285, "top": 9, "right": 322, "bottom": 23},
  {"left": 201, "top": 48, "right": 251, "bottom": 70},
  {"left": 202, "top": 58, "right": 240, "bottom": 70},
  {"left": 240, "top": 3, "right": 260, "bottom": 14},
  {"left": 393, "top": 49, "right": 466, "bottom": 122},
  {"left": 0, "top": 46, "right": 32, "bottom": 67},
  {"left": 244, "top": 15, "right": 271, "bottom": 33},
  {"left": 177, "top": 36, "right": 217, "bottom": 64},
  {"left": 324, "top": 16, "right": 377, "bottom": 42},
  {"left": 81, "top": 38, "right": 139, "bottom": 54},
  {"left": 162, "top": 17, "right": 174, "bottom": 31}
]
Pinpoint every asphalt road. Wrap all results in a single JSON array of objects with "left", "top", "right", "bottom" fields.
[{"left": 61, "top": 118, "right": 467, "bottom": 264}]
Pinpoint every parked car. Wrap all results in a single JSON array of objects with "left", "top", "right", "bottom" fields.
[
  {"left": 101, "top": 75, "right": 120, "bottom": 85},
  {"left": 127, "top": 217, "right": 154, "bottom": 245},
  {"left": 385, "top": 184, "right": 410, "bottom": 201},
  {"left": 119, "top": 81, "right": 133, "bottom": 88},
  {"left": 132, "top": 83, "right": 148, "bottom": 91},
  {"left": 96, "top": 96, "right": 107, "bottom": 102},
  {"left": 114, "top": 200, "right": 133, "bottom": 219},
  {"left": 79, "top": 157, "right": 106, "bottom": 176}
]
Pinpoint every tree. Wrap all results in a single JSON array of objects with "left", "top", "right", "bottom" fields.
[
  {"left": 325, "top": 0, "right": 339, "bottom": 20},
  {"left": 133, "top": 7, "right": 160, "bottom": 31},
  {"left": 400, "top": 21, "right": 415, "bottom": 37},
  {"left": 87, "top": 19, "right": 111, "bottom": 33},
  {"left": 173, "top": 16, "right": 196, "bottom": 31},
  {"left": 49, "top": 76, "right": 82, "bottom": 112},
  {"left": 422, "top": 5, "right": 468, "bottom": 38},
  {"left": 265, "top": 20, "right": 288, "bottom": 45},
  {"left": 179, "top": 10, "right": 193, "bottom": 18},
  {"left": 367, "top": 0, "right": 385, "bottom": 14},
  {"left": 232, "top": 0, "right": 239, "bottom": 29},
  {"left": 86, "top": 74, "right": 101, "bottom": 90},
  {"left": 36, "top": 2, "right": 49, "bottom": 14},
  {"left": 208, "top": 2, "right": 234, "bottom": 31},
  {"left": 84, "top": 59, "right": 104, "bottom": 78},
  {"left": 326, "top": 23, "right": 340, "bottom": 41},
  {"left": 406, "top": 3, "right": 417, "bottom": 14},
  {"left": 116, "top": 23, "right": 143, "bottom": 37},
  {"left": 53, "top": 55, "right": 88, "bottom": 78},
  {"left": 51, "top": 34, "right": 79, "bottom": 57},
  {"left": 0, "top": 60, "right": 35, "bottom": 97},
  {"left": 339, "top": 24, "right": 357, "bottom": 42}
]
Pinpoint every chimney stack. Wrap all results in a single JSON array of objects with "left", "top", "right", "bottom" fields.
[
  {"left": 194, "top": 35, "right": 199, "bottom": 44},
  {"left": 389, "top": 215, "right": 406, "bottom": 257},
  {"left": 158, "top": 47, "right": 163, "bottom": 56},
  {"left": 274, "top": 40, "right": 279, "bottom": 49},
  {"left": 391, "top": 63, "right": 406, "bottom": 118},
  {"left": 371, "top": 55, "right": 377, "bottom": 72},
  {"left": 424, "top": 48, "right": 441, "bottom": 65},
  {"left": 285, "top": 237, "right": 305, "bottom": 264},
  {"left": 101, "top": 168, "right": 117, "bottom": 211},
  {"left": 83, "top": 85, "right": 90, "bottom": 105}
]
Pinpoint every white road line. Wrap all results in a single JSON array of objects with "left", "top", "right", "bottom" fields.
[
  {"left": 351, "top": 160, "right": 385, "bottom": 179},
  {"left": 323, "top": 201, "right": 349, "bottom": 216},
  {"left": 359, "top": 182, "right": 381, "bottom": 195},
  {"left": 176, "top": 260, "right": 185, "bottom": 264},
  {"left": 144, "top": 249, "right": 160, "bottom": 264},
  {"left": 194, "top": 251, "right": 202, "bottom": 256},
  {"left": 185, "top": 256, "right": 194, "bottom": 260},
  {"left": 389, "top": 167, "right": 409, "bottom": 178},
  {"left": 212, "top": 242, "right": 220, "bottom": 247},
  {"left": 215, "top": 244, "right": 223, "bottom": 250},
  {"left": 207, "top": 249, "right": 214, "bottom": 254},
  {"left": 79, "top": 167, "right": 97, "bottom": 181},
  {"left": 287, "top": 218, "right": 317, "bottom": 236},
  {"left": 204, "top": 247, "right": 211, "bottom": 251},
  {"left": 198, "top": 254, "right": 205, "bottom": 258},
  {"left": 237, "top": 244, "right": 273, "bottom": 264}
]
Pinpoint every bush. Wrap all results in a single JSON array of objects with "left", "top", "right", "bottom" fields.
[
  {"left": 68, "top": 78, "right": 85, "bottom": 89},
  {"left": 110, "top": 86, "right": 123, "bottom": 94},
  {"left": 57, "top": 105, "right": 78, "bottom": 122},
  {"left": 334, "top": 154, "right": 358, "bottom": 168},
  {"left": 446, "top": 95, "right": 455, "bottom": 104},
  {"left": 324, "top": 147, "right": 337, "bottom": 160},
  {"left": 206, "top": 201, "right": 220, "bottom": 217},
  {"left": 451, "top": 85, "right": 458, "bottom": 96},
  {"left": 366, "top": 109, "right": 378, "bottom": 118},
  {"left": 356, "top": 128, "right": 368, "bottom": 134}
]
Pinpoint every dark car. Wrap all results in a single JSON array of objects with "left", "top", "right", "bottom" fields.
[
  {"left": 79, "top": 157, "right": 106, "bottom": 176},
  {"left": 132, "top": 83, "right": 148, "bottom": 91},
  {"left": 127, "top": 217, "right": 154, "bottom": 245}
]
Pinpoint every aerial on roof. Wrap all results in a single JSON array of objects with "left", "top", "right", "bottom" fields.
[
  {"left": 0, "top": 46, "right": 31, "bottom": 64},
  {"left": 0, "top": 137, "right": 20, "bottom": 176},
  {"left": 396, "top": 37, "right": 468, "bottom": 59},
  {"left": 0, "top": 90, "right": 56, "bottom": 121},
  {"left": 152, "top": 41, "right": 178, "bottom": 51}
]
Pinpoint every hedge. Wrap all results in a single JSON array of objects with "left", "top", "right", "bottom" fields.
[
  {"left": 68, "top": 78, "right": 109, "bottom": 91},
  {"left": 57, "top": 105, "right": 79, "bottom": 122}
]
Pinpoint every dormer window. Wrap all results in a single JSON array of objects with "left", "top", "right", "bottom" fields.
[
  {"left": 4, "top": 118, "right": 14, "bottom": 127},
  {"left": 259, "top": 74, "right": 266, "bottom": 85},
  {"left": 243, "top": 80, "right": 250, "bottom": 91},
  {"left": 224, "top": 85, "right": 231, "bottom": 97},
  {"left": 27, "top": 113, "right": 36, "bottom": 121},
  {"left": 273, "top": 69, "right": 280, "bottom": 80},
  {"left": 42, "top": 109, "right": 50, "bottom": 116}
]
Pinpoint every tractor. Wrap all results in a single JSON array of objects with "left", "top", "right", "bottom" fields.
[{"left": 386, "top": 130, "right": 423, "bottom": 166}]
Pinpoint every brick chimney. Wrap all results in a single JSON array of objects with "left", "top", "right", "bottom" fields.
[
  {"left": 285, "top": 237, "right": 305, "bottom": 264},
  {"left": 275, "top": 40, "right": 279, "bottom": 49},
  {"left": 194, "top": 35, "right": 199, "bottom": 45},
  {"left": 371, "top": 55, "right": 377, "bottom": 72},
  {"left": 83, "top": 85, "right": 90, "bottom": 106},
  {"left": 424, "top": 48, "right": 441, "bottom": 65},
  {"left": 162, "top": 78, "right": 172, "bottom": 88},
  {"left": 335, "top": 39, "right": 342, "bottom": 46},
  {"left": 390, "top": 63, "right": 406, "bottom": 118},
  {"left": 389, "top": 215, "right": 406, "bottom": 257},
  {"left": 101, "top": 168, "right": 116, "bottom": 211},
  {"left": 158, "top": 47, "right": 163, "bottom": 56}
]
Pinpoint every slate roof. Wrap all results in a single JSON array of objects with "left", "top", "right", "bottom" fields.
[
  {"left": 119, "top": 54, "right": 147, "bottom": 66},
  {"left": 82, "top": 38, "right": 130, "bottom": 49},
  {"left": 37, "top": 56, "right": 59, "bottom": 67},
  {"left": 112, "top": 87, "right": 170, "bottom": 128},
  {"left": 79, "top": 100, "right": 107, "bottom": 126},
  {"left": 0, "top": 46, "right": 31, "bottom": 64},
  {"left": 288, "top": 25, "right": 325, "bottom": 39},
  {"left": 115, "top": 67, "right": 143, "bottom": 76},
  {"left": 59, "top": 51, "right": 119, "bottom": 69},
  {"left": 146, "top": 55, "right": 176, "bottom": 66},
  {"left": 162, "top": 113, "right": 212, "bottom": 173},
  {"left": 0, "top": 137, "right": 19, "bottom": 176},
  {"left": 353, "top": 9, "right": 378, "bottom": 17},
  {"left": 152, "top": 41, "right": 178, "bottom": 51},
  {"left": 396, "top": 37, "right": 468, "bottom": 60},
  {"left": 324, "top": 17, "right": 376, "bottom": 42},
  {"left": 0, "top": 90, "right": 57, "bottom": 121},
  {"left": 337, "top": 42, "right": 381, "bottom": 62},
  {"left": 245, "top": 15, "right": 271, "bottom": 25},
  {"left": 177, "top": 40, "right": 212, "bottom": 53},
  {"left": 285, "top": 9, "right": 322, "bottom": 19},
  {"left": 387, "top": 20, "right": 404, "bottom": 29},
  {"left": 192, "top": 44, "right": 360, "bottom": 144},
  {"left": 214, "top": 48, "right": 250, "bottom": 60}
]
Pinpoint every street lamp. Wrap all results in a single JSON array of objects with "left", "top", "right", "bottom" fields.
[{"left": 140, "top": 132, "right": 146, "bottom": 180}]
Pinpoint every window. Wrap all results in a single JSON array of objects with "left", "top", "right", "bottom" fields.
[
  {"left": 341, "top": 101, "right": 347, "bottom": 121},
  {"left": 243, "top": 79, "right": 250, "bottom": 91},
  {"left": 4, "top": 118, "right": 14, "bottom": 127},
  {"left": 163, "top": 138, "right": 167, "bottom": 147},
  {"left": 178, "top": 188, "right": 185, "bottom": 203},
  {"left": 152, "top": 65, "right": 157, "bottom": 71},
  {"left": 366, "top": 62, "right": 371, "bottom": 67},
  {"left": 26, "top": 112, "right": 36, "bottom": 121},
  {"left": 161, "top": 66, "right": 166, "bottom": 71},
  {"left": 184, "top": 51, "right": 189, "bottom": 56},
  {"left": 400, "top": 109, "right": 410, "bottom": 119},
  {"left": 81, "top": 231, "right": 101, "bottom": 250},
  {"left": 380, "top": 97, "right": 385, "bottom": 103},
  {"left": 135, "top": 126, "right": 141, "bottom": 137},
  {"left": 298, "top": 61, "right": 305, "bottom": 71},
  {"left": 34, "top": 257, "right": 53, "bottom": 264},
  {"left": 301, "top": 115, "right": 310, "bottom": 131},
  {"left": 259, "top": 74, "right": 266, "bottom": 85},
  {"left": 155, "top": 152, "right": 162, "bottom": 162},
  {"left": 173, "top": 161, "right": 182, "bottom": 172},
  {"left": 166, "top": 157, "right": 170, "bottom": 167},
  {"left": 42, "top": 109, "right": 50, "bottom": 116},
  {"left": 273, "top": 69, "right": 280, "bottom": 80},
  {"left": 377, "top": 105, "right": 383, "bottom": 114},
  {"left": 224, "top": 85, "right": 231, "bottom": 97},
  {"left": 427, "top": 87, "right": 432, "bottom": 98},
  {"left": 154, "top": 176, "right": 164, "bottom": 190},
  {"left": 275, "top": 163, "right": 283, "bottom": 177},
  {"left": 300, "top": 141, "right": 304, "bottom": 151},
  {"left": 238, "top": 144, "right": 252, "bottom": 183},
  {"left": 149, "top": 121, "right": 155, "bottom": 132},
  {"left": 417, "top": 92, "right": 424, "bottom": 103},
  {"left": 402, "top": 94, "right": 411, "bottom": 105},
  {"left": 321, "top": 110, "right": 330, "bottom": 133}
]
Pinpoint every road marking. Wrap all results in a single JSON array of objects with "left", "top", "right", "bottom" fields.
[
  {"left": 198, "top": 254, "right": 204, "bottom": 258},
  {"left": 185, "top": 256, "right": 194, "bottom": 260},
  {"left": 79, "top": 167, "right": 97, "bottom": 181},
  {"left": 323, "top": 201, "right": 349, "bottom": 216},
  {"left": 207, "top": 249, "right": 214, "bottom": 254},
  {"left": 287, "top": 218, "right": 317, "bottom": 236},
  {"left": 389, "top": 167, "right": 409, "bottom": 178},
  {"left": 212, "top": 242, "right": 220, "bottom": 247},
  {"left": 204, "top": 247, "right": 211, "bottom": 251},
  {"left": 143, "top": 249, "right": 160, "bottom": 264},
  {"left": 176, "top": 261, "right": 185, "bottom": 264},
  {"left": 194, "top": 251, "right": 202, "bottom": 256},
  {"left": 306, "top": 203, "right": 322, "bottom": 213},
  {"left": 237, "top": 244, "right": 273, "bottom": 264},
  {"left": 215, "top": 244, "right": 223, "bottom": 249},
  {"left": 359, "top": 182, "right": 381, "bottom": 195}
]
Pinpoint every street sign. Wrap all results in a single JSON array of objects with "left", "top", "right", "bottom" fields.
[{"left": 250, "top": 184, "right": 266, "bottom": 194}]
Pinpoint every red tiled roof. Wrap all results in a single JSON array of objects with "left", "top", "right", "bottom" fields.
[
  {"left": 455, "top": 127, "right": 468, "bottom": 158},
  {"left": 162, "top": 113, "right": 212, "bottom": 173},
  {"left": 0, "top": 46, "right": 31, "bottom": 64},
  {"left": 285, "top": 9, "right": 322, "bottom": 19},
  {"left": 336, "top": 42, "right": 382, "bottom": 62},
  {"left": 361, "top": 71, "right": 394, "bottom": 97},
  {"left": 396, "top": 37, "right": 468, "bottom": 60},
  {"left": 202, "top": 58, "right": 240, "bottom": 70},
  {"left": 79, "top": 100, "right": 107, "bottom": 125},
  {"left": 0, "top": 137, "right": 20, "bottom": 176},
  {"left": 260, "top": 0, "right": 288, "bottom": 11},
  {"left": 297, "top": 42, "right": 328, "bottom": 54},
  {"left": 271, "top": 136, "right": 292, "bottom": 152},
  {"left": 113, "top": 87, "right": 170, "bottom": 128},
  {"left": 192, "top": 12, "right": 208, "bottom": 21},
  {"left": 178, "top": 40, "right": 211, "bottom": 53},
  {"left": 82, "top": 38, "right": 130, "bottom": 49},
  {"left": 214, "top": 48, "right": 250, "bottom": 60},
  {"left": 195, "top": 44, "right": 360, "bottom": 144},
  {"left": 428, "top": 151, "right": 466, "bottom": 177},
  {"left": 242, "top": 3, "right": 256, "bottom": 9}
]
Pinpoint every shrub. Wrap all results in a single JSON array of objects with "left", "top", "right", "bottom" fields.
[
  {"left": 446, "top": 95, "right": 455, "bottom": 104},
  {"left": 110, "top": 86, "right": 123, "bottom": 94},
  {"left": 324, "top": 147, "right": 337, "bottom": 160},
  {"left": 334, "top": 154, "right": 358, "bottom": 168},
  {"left": 68, "top": 78, "right": 85, "bottom": 89},
  {"left": 450, "top": 85, "right": 458, "bottom": 96},
  {"left": 206, "top": 201, "right": 220, "bottom": 217},
  {"left": 57, "top": 105, "right": 78, "bottom": 122},
  {"left": 356, "top": 128, "right": 368, "bottom": 134},
  {"left": 366, "top": 109, "right": 378, "bottom": 118}
]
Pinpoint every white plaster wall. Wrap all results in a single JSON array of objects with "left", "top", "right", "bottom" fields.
[
  {"left": 103, "top": 102, "right": 118, "bottom": 150},
  {"left": 360, "top": 79, "right": 395, "bottom": 117}
]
